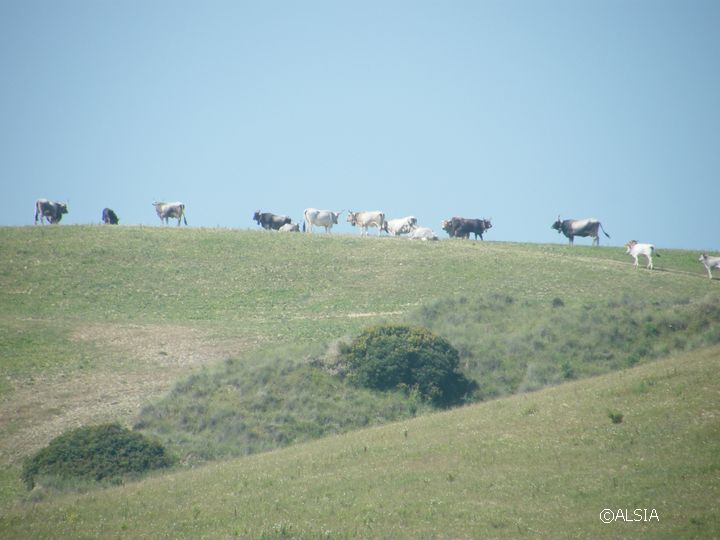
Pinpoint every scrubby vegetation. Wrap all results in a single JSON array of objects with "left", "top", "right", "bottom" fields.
[
  {"left": 135, "top": 347, "right": 434, "bottom": 463},
  {"left": 338, "top": 325, "right": 477, "bottom": 407},
  {"left": 410, "top": 293, "right": 720, "bottom": 399},
  {"left": 135, "top": 293, "right": 720, "bottom": 464},
  {"left": 21, "top": 424, "right": 173, "bottom": 489}
]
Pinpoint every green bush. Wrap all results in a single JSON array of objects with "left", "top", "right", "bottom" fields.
[
  {"left": 22, "top": 423, "right": 173, "bottom": 489},
  {"left": 339, "top": 325, "right": 477, "bottom": 407}
]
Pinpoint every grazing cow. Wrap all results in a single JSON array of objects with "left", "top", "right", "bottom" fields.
[
  {"left": 279, "top": 223, "right": 300, "bottom": 232},
  {"left": 625, "top": 240, "right": 658, "bottom": 270},
  {"left": 347, "top": 211, "right": 385, "bottom": 236},
  {"left": 101, "top": 208, "right": 119, "bottom": 225},
  {"left": 408, "top": 227, "right": 439, "bottom": 241},
  {"left": 442, "top": 217, "right": 492, "bottom": 240},
  {"left": 153, "top": 201, "right": 187, "bottom": 226},
  {"left": 303, "top": 208, "right": 342, "bottom": 233},
  {"left": 253, "top": 211, "right": 291, "bottom": 230},
  {"left": 34, "top": 199, "right": 68, "bottom": 224},
  {"left": 551, "top": 216, "right": 609, "bottom": 245},
  {"left": 698, "top": 253, "right": 720, "bottom": 280},
  {"left": 381, "top": 216, "right": 417, "bottom": 236}
]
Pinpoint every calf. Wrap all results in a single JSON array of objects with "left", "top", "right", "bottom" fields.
[
  {"left": 699, "top": 253, "right": 720, "bottom": 280},
  {"left": 34, "top": 199, "right": 68, "bottom": 224},
  {"left": 625, "top": 240, "right": 658, "bottom": 270}
]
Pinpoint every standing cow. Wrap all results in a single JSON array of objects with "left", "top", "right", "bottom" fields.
[
  {"left": 698, "top": 253, "right": 720, "bottom": 280},
  {"left": 102, "top": 208, "right": 119, "bottom": 225},
  {"left": 153, "top": 201, "right": 187, "bottom": 226},
  {"left": 347, "top": 211, "right": 385, "bottom": 236},
  {"left": 303, "top": 208, "right": 342, "bottom": 233},
  {"left": 34, "top": 199, "right": 68, "bottom": 224},
  {"left": 552, "top": 216, "right": 609, "bottom": 246},
  {"left": 442, "top": 217, "right": 492, "bottom": 240}
]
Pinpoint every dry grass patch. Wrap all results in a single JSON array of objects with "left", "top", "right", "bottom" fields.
[{"left": 0, "top": 322, "right": 256, "bottom": 466}]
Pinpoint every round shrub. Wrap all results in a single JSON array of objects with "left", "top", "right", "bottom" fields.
[
  {"left": 22, "top": 423, "right": 173, "bottom": 489},
  {"left": 339, "top": 325, "right": 477, "bottom": 407}
]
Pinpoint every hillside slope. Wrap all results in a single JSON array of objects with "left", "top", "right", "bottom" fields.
[
  {"left": 2, "top": 346, "right": 718, "bottom": 538},
  {"left": 1, "top": 225, "right": 718, "bottom": 523}
]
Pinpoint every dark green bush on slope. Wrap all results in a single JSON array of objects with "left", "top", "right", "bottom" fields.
[
  {"left": 339, "top": 325, "right": 478, "bottom": 407},
  {"left": 22, "top": 424, "right": 173, "bottom": 489}
]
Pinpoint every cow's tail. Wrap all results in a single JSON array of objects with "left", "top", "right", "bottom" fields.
[{"left": 600, "top": 223, "right": 610, "bottom": 238}]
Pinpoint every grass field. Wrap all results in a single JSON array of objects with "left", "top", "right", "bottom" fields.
[{"left": 0, "top": 225, "right": 718, "bottom": 537}]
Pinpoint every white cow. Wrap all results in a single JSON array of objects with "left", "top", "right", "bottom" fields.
[
  {"left": 407, "top": 227, "right": 439, "bottom": 241},
  {"left": 347, "top": 211, "right": 385, "bottom": 236},
  {"left": 382, "top": 216, "right": 417, "bottom": 236},
  {"left": 303, "top": 208, "right": 342, "bottom": 233},
  {"left": 279, "top": 223, "right": 300, "bottom": 232},
  {"left": 625, "top": 240, "right": 658, "bottom": 270},
  {"left": 153, "top": 201, "right": 187, "bottom": 226},
  {"left": 699, "top": 253, "right": 720, "bottom": 280}
]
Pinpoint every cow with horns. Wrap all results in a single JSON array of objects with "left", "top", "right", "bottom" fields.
[{"left": 552, "top": 216, "right": 609, "bottom": 246}]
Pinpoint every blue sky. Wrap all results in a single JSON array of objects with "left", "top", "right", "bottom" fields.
[{"left": 2, "top": 0, "right": 718, "bottom": 249}]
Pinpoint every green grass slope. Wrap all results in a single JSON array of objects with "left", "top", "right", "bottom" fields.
[
  {"left": 1, "top": 225, "right": 718, "bottom": 528},
  {"left": 2, "top": 346, "right": 718, "bottom": 538}
]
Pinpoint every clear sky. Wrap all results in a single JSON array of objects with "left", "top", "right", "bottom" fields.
[{"left": 2, "top": 0, "right": 718, "bottom": 249}]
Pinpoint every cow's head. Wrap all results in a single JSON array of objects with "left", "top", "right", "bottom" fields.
[
  {"left": 380, "top": 221, "right": 388, "bottom": 233},
  {"left": 483, "top": 218, "right": 492, "bottom": 230},
  {"left": 57, "top": 203, "right": 68, "bottom": 215},
  {"left": 332, "top": 211, "right": 342, "bottom": 224},
  {"left": 551, "top": 216, "right": 562, "bottom": 232},
  {"left": 441, "top": 219, "right": 453, "bottom": 233},
  {"left": 625, "top": 240, "right": 638, "bottom": 253},
  {"left": 252, "top": 211, "right": 261, "bottom": 223},
  {"left": 346, "top": 212, "right": 357, "bottom": 225}
]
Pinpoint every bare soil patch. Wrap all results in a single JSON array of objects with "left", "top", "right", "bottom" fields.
[{"left": 0, "top": 323, "right": 255, "bottom": 466}]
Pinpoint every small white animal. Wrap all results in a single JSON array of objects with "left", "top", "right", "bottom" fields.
[
  {"left": 698, "top": 253, "right": 720, "bottom": 280},
  {"left": 625, "top": 240, "right": 658, "bottom": 270}
]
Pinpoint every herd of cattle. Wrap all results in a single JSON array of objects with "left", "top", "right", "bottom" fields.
[{"left": 33, "top": 198, "right": 720, "bottom": 279}]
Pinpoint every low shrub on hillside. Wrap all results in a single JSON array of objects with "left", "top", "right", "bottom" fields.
[
  {"left": 135, "top": 347, "right": 433, "bottom": 463},
  {"left": 22, "top": 424, "right": 173, "bottom": 489},
  {"left": 338, "top": 325, "right": 478, "bottom": 407},
  {"left": 410, "top": 293, "right": 720, "bottom": 399}
]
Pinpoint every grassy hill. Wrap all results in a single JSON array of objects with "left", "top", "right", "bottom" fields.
[
  {"left": 2, "top": 347, "right": 718, "bottom": 538},
  {"left": 0, "top": 225, "right": 718, "bottom": 536}
]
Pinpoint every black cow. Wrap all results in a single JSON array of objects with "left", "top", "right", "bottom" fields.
[
  {"left": 34, "top": 199, "right": 68, "bottom": 224},
  {"left": 551, "top": 216, "right": 610, "bottom": 246},
  {"left": 102, "top": 208, "right": 119, "bottom": 225},
  {"left": 253, "top": 211, "right": 291, "bottom": 230},
  {"left": 442, "top": 217, "right": 492, "bottom": 240}
]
